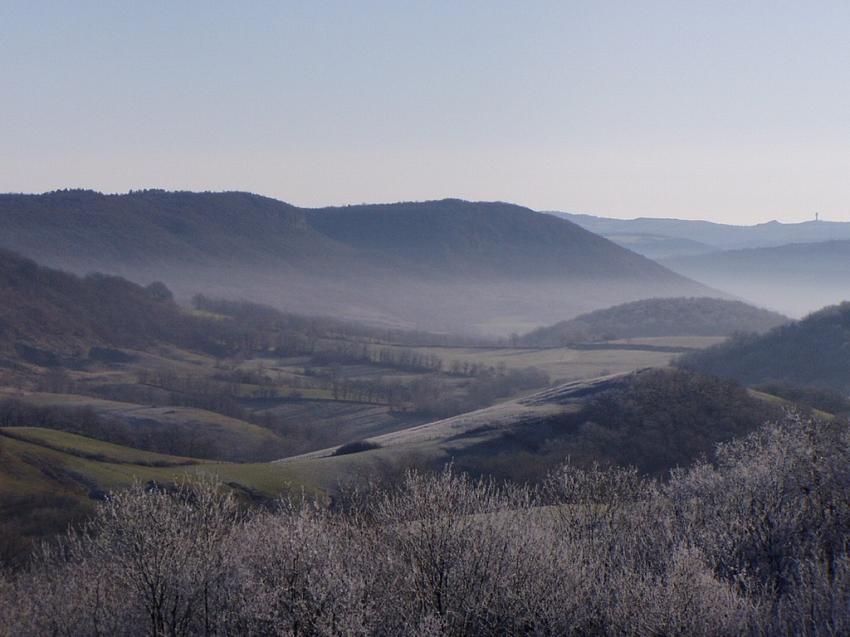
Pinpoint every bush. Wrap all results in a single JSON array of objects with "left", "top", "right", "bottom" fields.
[{"left": 332, "top": 439, "right": 382, "bottom": 456}]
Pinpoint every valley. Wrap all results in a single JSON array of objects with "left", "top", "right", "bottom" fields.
[
  {"left": 2, "top": 238, "right": 841, "bottom": 554},
  {"left": 0, "top": 248, "right": 753, "bottom": 562},
  {"left": 5, "top": 6, "right": 850, "bottom": 631},
  {"left": 1, "top": 205, "right": 848, "bottom": 634}
]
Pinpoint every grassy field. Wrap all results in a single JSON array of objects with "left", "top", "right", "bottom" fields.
[
  {"left": 1, "top": 427, "right": 204, "bottom": 465},
  {"left": 746, "top": 389, "right": 834, "bottom": 421},
  {"left": 606, "top": 336, "right": 728, "bottom": 349},
  {"left": 364, "top": 344, "right": 680, "bottom": 382},
  {"left": 0, "top": 390, "right": 288, "bottom": 460},
  {"left": 0, "top": 427, "right": 314, "bottom": 562}
]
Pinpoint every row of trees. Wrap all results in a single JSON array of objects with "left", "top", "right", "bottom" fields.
[
  {"left": 137, "top": 359, "right": 549, "bottom": 420},
  {"left": 324, "top": 367, "right": 549, "bottom": 418},
  {"left": 2, "top": 413, "right": 847, "bottom": 635},
  {"left": 191, "top": 295, "right": 487, "bottom": 350},
  {"left": 310, "top": 343, "right": 446, "bottom": 373},
  {"left": 308, "top": 342, "right": 522, "bottom": 378}
]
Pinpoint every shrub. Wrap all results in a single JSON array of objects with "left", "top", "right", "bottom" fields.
[{"left": 332, "top": 439, "right": 382, "bottom": 456}]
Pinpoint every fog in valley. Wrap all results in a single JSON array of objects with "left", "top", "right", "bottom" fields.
[{"left": 3, "top": 2, "right": 850, "bottom": 635}]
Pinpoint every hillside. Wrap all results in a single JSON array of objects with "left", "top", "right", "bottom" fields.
[
  {"left": 307, "top": 199, "right": 687, "bottom": 278},
  {"left": 0, "top": 427, "right": 307, "bottom": 564},
  {"left": 679, "top": 302, "right": 850, "bottom": 392},
  {"left": 280, "top": 368, "right": 782, "bottom": 486},
  {"left": 520, "top": 297, "right": 788, "bottom": 347},
  {"left": 0, "top": 392, "right": 290, "bottom": 462},
  {"left": 0, "top": 191, "right": 718, "bottom": 334},
  {"left": 0, "top": 249, "right": 473, "bottom": 361},
  {"left": 661, "top": 240, "right": 850, "bottom": 317},
  {"left": 0, "top": 189, "right": 331, "bottom": 270},
  {"left": 0, "top": 248, "right": 203, "bottom": 358}
]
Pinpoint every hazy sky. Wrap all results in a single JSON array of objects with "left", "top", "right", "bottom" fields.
[{"left": 2, "top": 1, "right": 849, "bottom": 223}]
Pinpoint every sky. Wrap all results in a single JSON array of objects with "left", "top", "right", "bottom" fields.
[{"left": 2, "top": 1, "right": 849, "bottom": 224}]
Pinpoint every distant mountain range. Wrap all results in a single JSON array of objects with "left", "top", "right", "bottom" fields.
[
  {"left": 0, "top": 191, "right": 717, "bottom": 335},
  {"left": 520, "top": 297, "right": 788, "bottom": 347},
  {"left": 548, "top": 211, "right": 850, "bottom": 259},
  {"left": 661, "top": 241, "right": 850, "bottom": 318},
  {"left": 544, "top": 210, "right": 850, "bottom": 316}
]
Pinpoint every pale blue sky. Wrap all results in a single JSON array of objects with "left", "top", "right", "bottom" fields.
[{"left": 2, "top": 1, "right": 849, "bottom": 223}]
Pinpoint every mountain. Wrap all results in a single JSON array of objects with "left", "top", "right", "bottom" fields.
[
  {"left": 520, "top": 297, "right": 789, "bottom": 347},
  {"left": 661, "top": 240, "right": 850, "bottom": 318},
  {"left": 549, "top": 211, "right": 850, "bottom": 258},
  {"left": 0, "top": 191, "right": 717, "bottom": 335},
  {"left": 679, "top": 302, "right": 850, "bottom": 392},
  {"left": 0, "top": 189, "right": 334, "bottom": 269}
]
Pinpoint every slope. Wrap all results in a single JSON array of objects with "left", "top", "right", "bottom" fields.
[
  {"left": 0, "top": 427, "right": 308, "bottom": 564},
  {"left": 0, "top": 248, "right": 207, "bottom": 358},
  {"left": 307, "top": 199, "right": 695, "bottom": 279},
  {"left": 678, "top": 301, "right": 850, "bottom": 393},
  {"left": 279, "top": 368, "right": 781, "bottom": 487},
  {"left": 0, "top": 189, "right": 337, "bottom": 270}
]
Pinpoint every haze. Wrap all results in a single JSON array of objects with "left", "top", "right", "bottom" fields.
[{"left": 3, "top": 1, "right": 850, "bottom": 223}]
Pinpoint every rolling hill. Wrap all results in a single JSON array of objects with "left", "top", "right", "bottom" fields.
[
  {"left": 0, "top": 191, "right": 719, "bottom": 334},
  {"left": 0, "top": 391, "right": 290, "bottom": 462},
  {"left": 279, "top": 368, "right": 782, "bottom": 487},
  {"left": 520, "top": 297, "right": 789, "bottom": 347},
  {"left": 0, "top": 189, "right": 328, "bottom": 270},
  {"left": 679, "top": 301, "right": 850, "bottom": 393},
  {"left": 0, "top": 426, "right": 308, "bottom": 564}
]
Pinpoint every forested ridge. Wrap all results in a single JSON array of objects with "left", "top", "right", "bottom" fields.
[
  {"left": 679, "top": 301, "right": 850, "bottom": 392},
  {"left": 521, "top": 297, "right": 787, "bottom": 346}
]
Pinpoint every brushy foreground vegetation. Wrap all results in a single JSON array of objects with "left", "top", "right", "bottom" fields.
[{"left": 2, "top": 413, "right": 848, "bottom": 636}]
